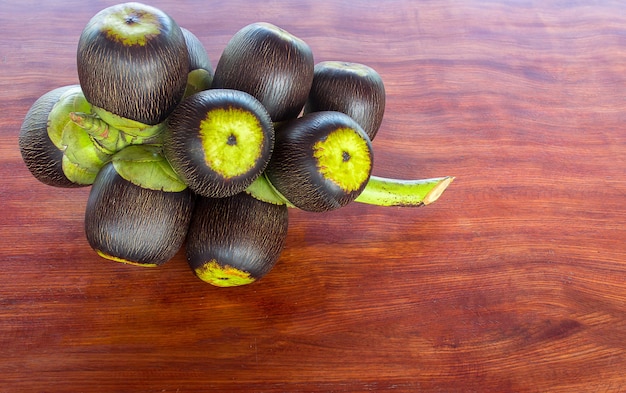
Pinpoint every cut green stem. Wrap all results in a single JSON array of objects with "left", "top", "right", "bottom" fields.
[
  {"left": 355, "top": 175, "right": 454, "bottom": 207},
  {"left": 246, "top": 173, "right": 454, "bottom": 208},
  {"left": 70, "top": 109, "right": 166, "bottom": 155},
  {"left": 69, "top": 111, "right": 123, "bottom": 154}
]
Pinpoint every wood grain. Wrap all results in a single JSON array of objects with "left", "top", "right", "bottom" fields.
[{"left": 1, "top": 0, "right": 625, "bottom": 391}]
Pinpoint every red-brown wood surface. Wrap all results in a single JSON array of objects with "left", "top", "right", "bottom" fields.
[{"left": 1, "top": 1, "right": 625, "bottom": 391}]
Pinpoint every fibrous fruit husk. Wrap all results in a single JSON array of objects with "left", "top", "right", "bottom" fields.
[
  {"left": 84, "top": 161, "right": 195, "bottom": 267},
  {"left": 211, "top": 22, "right": 314, "bottom": 122},
  {"left": 164, "top": 89, "right": 275, "bottom": 198},
  {"left": 76, "top": 2, "right": 189, "bottom": 125},
  {"left": 265, "top": 111, "right": 373, "bottom": 212},
  {"left": 186, "top": 192, "right": 289, "bottom": 287},
  {"left": 305, "top": 61, "right": 386, "bottom": 140}
]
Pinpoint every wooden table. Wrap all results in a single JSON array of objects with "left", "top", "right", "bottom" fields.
[{"left": 1, "top": 1, "right": 625, "bottom": 391}]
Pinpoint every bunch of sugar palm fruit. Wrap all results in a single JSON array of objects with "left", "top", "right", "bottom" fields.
[{"left": 19, "top": 2, "right": 453, "bottom": 287}]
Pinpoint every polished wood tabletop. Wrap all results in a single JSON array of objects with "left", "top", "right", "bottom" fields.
[{"left": 1, "top": 1, "right": 625, "bottom": 391}]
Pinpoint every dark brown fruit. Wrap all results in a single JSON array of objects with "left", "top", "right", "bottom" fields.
[
  {"left": 186, "top": 192, "right": 289, "bottom": 287},
  {"left": 18, "top": 85, "right": 83, "bottom": 188},
  {"left": 265, "top": 111, "right": 373, "bottom": 212},
  {"left": 164, "top": 89, "right": 274, "bottom": 198},
  {"left": 85, "top": 162, "right": 195, "bottom": 266},
  {"left": 211, "top": 22, "right": 314, "bottom": 122},
  {"left": 76, "top": 2, "right": 189, "bottom": 125},
  {"left": 181, "top": 27, "right": 213, "bottom": 96},
  {"left": 304, "top": 61, "right": 386, "bottom": 140},
  {"left": 181, "top": 27, "right": 213, "bottom": 76}
]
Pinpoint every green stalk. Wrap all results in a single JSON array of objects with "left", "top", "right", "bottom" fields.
[
  {"left": 246, "top": 173, "right": 454, "bottom": 208},
  {"left": 69, "top": 112, "right": 121, "bottom": 154},
  {"left": 91, "top": 105, "right": 165, "bottom": 139},
  {"left": 70, "top": 108, "right": 166, "bottom": 154},
  {"left": 355, "top": 175, "right": 454, "bottom": 207}
]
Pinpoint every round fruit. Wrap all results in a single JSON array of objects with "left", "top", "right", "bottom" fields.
[
  {"left": 265, "top": 111, "right": 373, "bottom": 212},
  {"left": 211, "top": 22, "right": 314, "bottom": 122},
  {"left": 164, "top": 89, "right": 274, "bottom": 198},
  {"left": 85, "top": 161, "right": 195, "bottom": 267},
  {"left": 181, "top": 27, "right": 214, "bottom": 96},
  {"left": 304, "top": 61, "right": 386, "bottom": 140},
  {"left": 186, "top": 192, "right": 289, "bottom": 287},
  {"left": 76, "top": 2, "right": 189, "bottom": 125}
]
